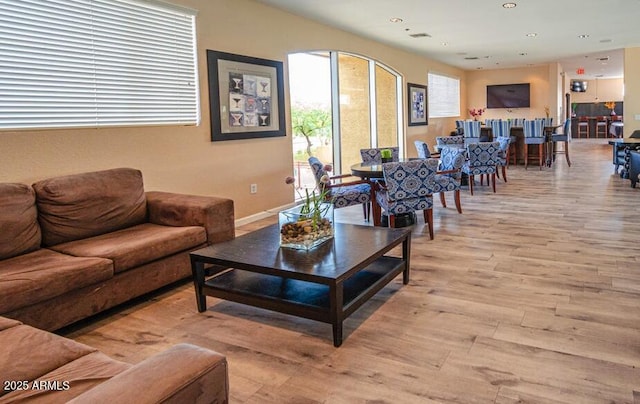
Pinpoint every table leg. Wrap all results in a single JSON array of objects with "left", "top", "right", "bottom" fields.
[
  {"left": 402, "top": 233, "right": 411, "bottom": 284},
  {"left": 330, "top": 283, "right": 344, "bottom": 347},
  {"left": 190, "top": 258, "right": 207, "bottom": 312}
]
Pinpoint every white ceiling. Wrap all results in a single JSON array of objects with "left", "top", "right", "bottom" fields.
[{"left": 255, "top": 0, "right": 640, "bottom": 80}]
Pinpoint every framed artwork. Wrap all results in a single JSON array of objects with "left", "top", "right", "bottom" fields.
[
  {"left": 207, "top": 50, "right": 285, "bottom": 141},
  {"left": 407, "top": 83, "right": 428, "bottom": 126}
]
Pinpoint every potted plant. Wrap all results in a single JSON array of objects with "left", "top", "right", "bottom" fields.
[{"left": 380, "top": 149, "right": 393, "bottom": 163}]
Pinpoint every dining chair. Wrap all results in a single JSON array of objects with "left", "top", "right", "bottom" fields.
[
  {"left": 522, "top": 119, "right": 546, "bottom": 170},
  {"left": 490, "top": 119, "right": 516, "bottom": 165},
  {"left": 550, "top": 119, "right": 571, "bottom": 167},
  {"left": 495, "top": 137, "right": 511, "bottom": 182},
  {"left": 414, "top": 140, "right": 432, "bottom": 159},
  {"left": 461, "top": 120, "right": 481, "bottom": 144},
  {"left": 578, "top": 116, "right": 589, "bottom": 138},
  {"left": 436, "top": 135, "right": 464, "bottom": 148},
  {"left": 462, "top": 142, "right": 501, "bottom": 195},
  {"left": 595, "top": 116, "right": 608, "bottom": 138},
  {"left": 308, "top": 157, "right": 372, "bottom": 221},
  {"left": 360, "top": 147, "right": 400, "bottom": 163},
  {"left": 433, "top": 146, "right": 465, "bottom": 213},
  {"left": 374, "top": 159, "right": 438, "bottom": 239}
]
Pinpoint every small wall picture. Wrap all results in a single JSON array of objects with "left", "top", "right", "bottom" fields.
[{"left": 407, "top": 83, "right": 428, "bottom": 126}]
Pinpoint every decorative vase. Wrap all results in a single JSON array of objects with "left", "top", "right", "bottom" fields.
[
  {"left": 611, "top": 110, "right": 616, "bottom": 116},
  {"left": 279, "top": 203, "right": 334, "bottom": 250}
]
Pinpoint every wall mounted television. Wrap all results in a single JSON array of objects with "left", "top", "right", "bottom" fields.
[{"left": 486, "top": 83, "right": 530, "bottom": 109}]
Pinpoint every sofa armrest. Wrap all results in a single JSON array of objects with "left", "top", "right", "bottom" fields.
[
  {"left": 68, "top": 344, "right": 228, "bottom": 404},
  {"left": 146, "top": 191, "right": 234, "bottom": 244}
]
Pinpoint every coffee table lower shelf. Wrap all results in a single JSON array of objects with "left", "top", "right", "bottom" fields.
[{"left": 200, "top": 256, "right": 406, "bottom": 347}]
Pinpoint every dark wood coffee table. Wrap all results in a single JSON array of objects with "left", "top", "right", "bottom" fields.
[{"left": 190, "top": 223, "right": 411, "bottom": 347}]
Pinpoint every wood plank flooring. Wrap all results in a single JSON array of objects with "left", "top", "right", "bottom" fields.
[{"left": 62, "top": 139, "right": 640, "bottom": 403}]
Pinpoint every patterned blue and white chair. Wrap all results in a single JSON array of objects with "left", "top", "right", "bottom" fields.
[
  {"left": 414, "top": 140, "right": 432, "bottom": 159},
  {"left": 375, "top": 159, "right": 439, "bottom": 239},
  {"left": 308, "top": 157, "right": 372, "bottom": 221},
  {"left": 491, "top": 119, "right": 516, "bottom": 166},
  {"left": 550, "top": 119, "right": 572, "bottom": 167},
  {"left": 462, "top": 142, "right": 501, "bottom": 195},
  {"left": 433, "top": 146, "right": 466, "bottom": 213},
  {"left": 495, "top": 136, "right": 511, "bottom": 183},
  {"left": 360, "top": 147, "right": 400, "bottom": 163},
  {"left": 435, "top": 135, "right": 464, "bottom": 152},
  {"left": 523, "top": 119, "right": 546, "bottom": 170},
  {"left": 461, "top": 120, "right": 481, "bottom": 144}
]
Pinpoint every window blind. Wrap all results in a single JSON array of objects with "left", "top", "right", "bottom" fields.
[
  {"left": 427, "top": 72, "right": 460, "bottom": 118},
  {"left": 0, "top": 0, "right": 198, "bottom": 130}
]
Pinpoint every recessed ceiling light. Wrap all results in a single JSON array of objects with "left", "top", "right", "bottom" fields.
[
  {"left": 519, "top": 52, "right": 527, "bottom": 56},
  {"left": 442, "top": 42, "right": 449, "bottom": 46},
  {"left": 502, "top": 2, "right": 516, "bottom": 8},
  {"left": 578, "top": 34, "right": 589, "bottom": 39},
  {"left": 526, "top": 33, "right": 537, "bottom": 37},
  {"left": 389, "top": 17, "right": 403, "bottom": 23}
]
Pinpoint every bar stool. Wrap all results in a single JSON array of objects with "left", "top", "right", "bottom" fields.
[
  {"left": 577, "top": 116, "right": 589, "bottom": 138},
  {"left": 523, "top": 119, "right": 545, "bottom": 170},
  {"left": 595, "top": 116, "right": 608, "bottom": 138}
]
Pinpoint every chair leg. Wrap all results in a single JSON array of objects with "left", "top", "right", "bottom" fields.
[
  {"left": 388, "top": 214, "right": 395, "bottom": 228},
  {"left": 440, "top": 192, "right": 447, "bottom": 208},
  {"left": 539, "top": 144, "right": 543, "bottom": 170},
  {"left": 469, "top": 175, "right": 475, "bottom": 195},
  {"left": 501, "top": 165, "right": 507, "bottom": 182},
  {"left": 454, "top": 190, "right": 462, "bottom": 213},
  {"left": 524, "top": 144, "right": 529, "bottom": 169},
  {"left": 422, "top": 208, "right": 434, "bottom": 240},
  {"left": 362, "top": 203, "right": 368, "bottom": 221},
  {"left": 372, "top": 201, "right": 382, "bottom": 227},
  {"left": 565, "top": 140, "right": 571, "bottom": 166},
  {"left": 492, "top": 173, "right": 496, "bottom": 193}
]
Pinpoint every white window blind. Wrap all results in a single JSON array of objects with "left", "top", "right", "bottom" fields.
[
  {"left": 0, "top": 0, "right": 199, "bottom": 130},
  {"left": 428, "top": 72, "right": 460, "bottom": 118}
]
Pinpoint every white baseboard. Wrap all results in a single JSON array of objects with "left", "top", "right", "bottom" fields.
[{"left": 234, "top": 202, "right": 297, "bottom": 228}]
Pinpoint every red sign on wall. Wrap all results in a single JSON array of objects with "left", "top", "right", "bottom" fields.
[{"left": 576, "top": 68, "right": 585, "bottom": 75}]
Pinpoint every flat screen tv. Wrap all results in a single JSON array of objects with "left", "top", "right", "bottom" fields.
[{"left": 486, "top": 83, "right": 530, "bottom": 109}]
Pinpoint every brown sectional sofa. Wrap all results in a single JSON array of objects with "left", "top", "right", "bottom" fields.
[
  {"left": 0, "top": 316, "right": 229, "bottom": 403},
  {"left": 0, "top": 167, "right": 235, "bottom": 331}
]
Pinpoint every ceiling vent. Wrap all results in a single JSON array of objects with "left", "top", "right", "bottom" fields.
[
  {"left": 597, "top": 56, "right": 610, "bottom": 61},
  {"left": 464, "top": 56, "right": 479, "bottom": 60},
  {"left": 409, "top": 33, "right": 431, "bottom": 38}
]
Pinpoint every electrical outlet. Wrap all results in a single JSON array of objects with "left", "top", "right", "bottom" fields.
[{"left": 250, "top": 183, "right": 257, "bottom": 194}]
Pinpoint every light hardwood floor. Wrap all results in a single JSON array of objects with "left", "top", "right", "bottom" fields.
[{"left": 63, "top": 139, "right": 640, "bottom": 403}]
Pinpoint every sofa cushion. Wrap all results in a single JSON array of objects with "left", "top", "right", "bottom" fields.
[
  {"left": 50, "top": 223, "right": 206, "bottom": 273},
  {"left": 0, "top": 351, "right": 131, "bottom": 403},
  {"left": 0, "top": 249, "right": 113, "bottom": 313},
  {"left": 0, "top": 183, "right": 42, "bottom": 260},
  {"left": 33, "top": 168, "right": 147, "bottom": 246},
  {"left": 0, "top": 323, "right": 96, "bottom": 396}
]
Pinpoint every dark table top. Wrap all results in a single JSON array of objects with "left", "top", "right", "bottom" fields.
[
  {"left": 608, "top": 138, "right": 640, "bottom": 146},
  {"left": 190, "top": 223, "right": 410, "bottom": 283}
]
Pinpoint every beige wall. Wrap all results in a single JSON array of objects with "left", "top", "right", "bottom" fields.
[
  {"left": 624, "top": 48, "right": 640, "bottom": 137},
  {"left": 568, "top": 78, "right": 624, "bottom": 104},
  {"left": 0, "top": 0, "right": 464, "bottom": 220},
  {"left": 466, "top": 65, "right": 557, "bottom": 122}
]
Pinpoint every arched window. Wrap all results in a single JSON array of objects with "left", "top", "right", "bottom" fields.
[{"left": 289, "top": 51, "right": 402, "bottom": 190}]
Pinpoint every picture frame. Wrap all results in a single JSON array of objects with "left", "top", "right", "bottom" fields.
[
  {"left": 207, "top": 50, "right": 286, "bottom": 141},
  {"left": 407, "top": 83, "right": 428, "bottom": 126}
]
